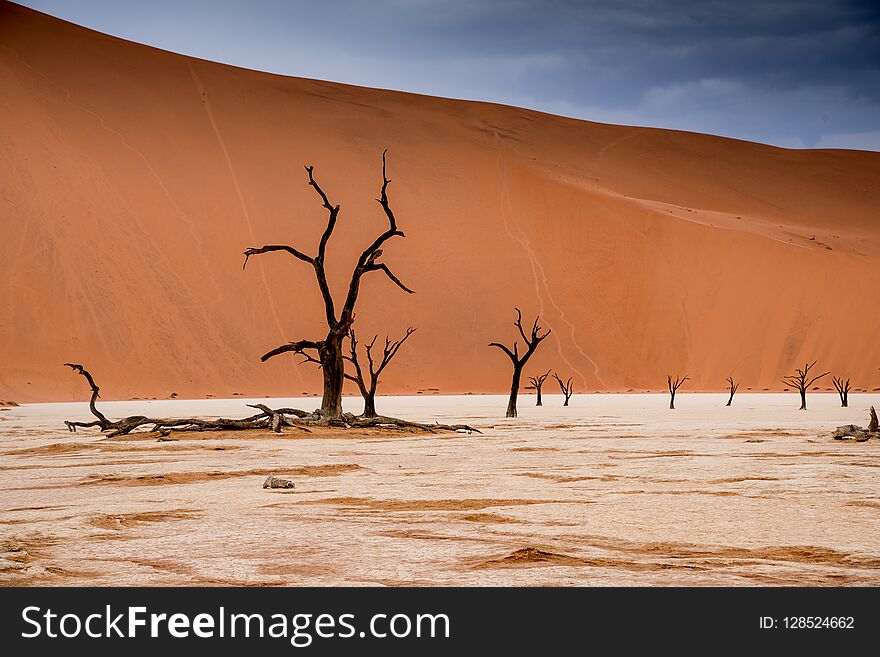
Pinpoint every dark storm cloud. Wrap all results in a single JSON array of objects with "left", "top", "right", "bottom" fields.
[{"left": 17, "top": 0, "right": 880, "bottom": 149}]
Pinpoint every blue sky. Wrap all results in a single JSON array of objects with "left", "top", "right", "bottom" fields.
[{"left": 17, "top": 0, "right": 880, "bottom": 150}]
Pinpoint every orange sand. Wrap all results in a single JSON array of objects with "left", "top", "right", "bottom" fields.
[{"left": 1, "top": 2, "right": 879, "bottom": 403}]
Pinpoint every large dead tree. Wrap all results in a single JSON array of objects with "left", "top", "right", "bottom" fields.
[
  {"left": 667, "top": 374, "right": 689, "bottom": 410},
  {"left": 553, "top": 373, "right": 574, "bottom": 406},
  {"left": 832, "top": 376, "right": 851, "bottom": 408},
  {"left": 343, "top": 327, "right": 416, "bottom": 418},
  {"left": 244, "top": 152, "right": 413, "bottom": 419},
  {"left": 490, "top": 309, "right": 551, "bottom": 418},
  {"left": 526, "top": 370, "right": 551, "bottom": 406},
  {"left": 782, "top": 361, "right": 829, "bottom": 410},
  {"left": 63, "top": 363, "right": 476, "bottom": 436},
  {"left": 725, "top": 376, "right": 739, "bottom": 407}
]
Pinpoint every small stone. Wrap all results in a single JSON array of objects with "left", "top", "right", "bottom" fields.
[{"left": 263, "top": 475, "right": 295, "bottom": 489}]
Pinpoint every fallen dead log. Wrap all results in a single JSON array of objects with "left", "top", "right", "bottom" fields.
[
  {"left": 63, "top": 364, "right": 480, "bottom": 437},
  {"left": 62, "top": 364, "right": 312, "bottom": 437},
  {"left": 832, "top": 406, "right": 879, "bottom": 442}
]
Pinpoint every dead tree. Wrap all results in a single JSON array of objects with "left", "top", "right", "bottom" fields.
[
  {"left": 244, "top": 151, "right": 413, "bottom": 419},
  {"left": 526, "top": 370, "right": 551, "bottom": 406},
  {"left": 489, "top": 309, "right": 551, "bottom": 418},
  {"left": 63, "top": 363, "right": 312, "bottom": 437},
  {"left": 782, "top": 361, "right": 829, "bottom": 410},
  {"left": 725, "top": 376, "right": 739, "bottom": 407},
  {"left": 63, "top": 363, "right": 115, "bottom": 432},
  {"left": 63, "top": 363, "right": 477, "bottom": 436},
  {"left": 667, "top": 374, "right": 689, "bottom": 410},
  {"left": 343, "top": 327, "right": 416, "bottom": 418},
  {"left": 553, "top": 373, "right": 574, "bottom": 406},
  {"left": 832, "top": 376, "right": 851, "bottom": 408}
]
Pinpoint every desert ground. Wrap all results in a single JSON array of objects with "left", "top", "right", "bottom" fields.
[{"left": 2, "top": 393, "right": 878, "bottom": 586}]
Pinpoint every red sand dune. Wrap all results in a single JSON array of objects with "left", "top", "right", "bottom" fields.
[{"left": 1, "top": 2, "right": 879, "bottom": 402}]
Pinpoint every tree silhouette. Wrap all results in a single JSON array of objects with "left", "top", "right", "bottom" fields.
[
  {"left": 667, "top": 374, "right": 689, "bottom": 410},
  {"left": 526, "top": 370, "right": 552, "bottom": 406},
  {"left": 343, "top": 327, "right": 416, "bottom": 418},
  {"left": 489, "top": 309, "right": 551, "bottom": 418},
  {"left": 244, "top": 152, "right": 412, "bottom": 418},
  {"left": 782, "top": 361, "right": 829, "bottom": 410},
  {"left": 725, "top": 376, "right": 739, "bottom": 407},
  {"left": 832, "top": 376, "right": 851, "bottom": 408},
  {"left": 553, "top": 373, "right": 574, "bottom": 406}
]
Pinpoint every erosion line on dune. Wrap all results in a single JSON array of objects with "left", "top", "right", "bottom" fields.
[
  {"left": 188, "top": 65, "right": 303, "bottom": 384},
  {"left": 1, "top": 44, "right": 247, "bottom": 371},
  {"left": 493, "top": 133, "right": 605, "bottom": 389}
]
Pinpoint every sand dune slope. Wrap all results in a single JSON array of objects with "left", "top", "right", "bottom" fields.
[{"left": 1, "top": 2, "right": 879, "bottom": 402}]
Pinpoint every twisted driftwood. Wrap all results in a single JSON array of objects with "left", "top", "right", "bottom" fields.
[
  {"left": 833, "top": 406, "right": 879, "bottom": 442},
  {"left": 63, "top": 364, "right": 479, "bottom": 437}
]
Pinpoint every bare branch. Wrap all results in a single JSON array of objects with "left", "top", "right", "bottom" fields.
[
  {"left": 489, "top": 342, "right": 517, "bottom": 362},
  {"left": 261, "top": 339, "right": 322, "bottom": 363},
  {"left": 64, "top": 363, "right": 112, "bottom": 428},
  {"left": 243, "top": 244, "right": 313, "bottom": 269},
  {"left": 365, "top": 262, "right": 415, "bottom": 294},
  {"left": 305, "top": 164, "right": 342, "bottom": 263}
]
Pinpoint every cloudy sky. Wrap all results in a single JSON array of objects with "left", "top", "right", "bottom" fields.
[{"left": 17, "top": 0, "right": 880, "bottom": 150}]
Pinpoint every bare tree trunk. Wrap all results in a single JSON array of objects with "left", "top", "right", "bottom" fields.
[
  {"left": 362, "top": 393, "right": 377, "bottom": 419},
  {"left": 320, "top": 335, "right": 346, "bottom": 418},
  {"left": 799, "top": 389, "right": 806, "bottom": 411},
  {"left": 507, "top": 367, "right": 522, "bottom": 418},
  {"left": 669, "top": 392, "right": 676, "bottom": 410},
  {"left": 536, "top": 386, "right": 543, "bottom": 406}
]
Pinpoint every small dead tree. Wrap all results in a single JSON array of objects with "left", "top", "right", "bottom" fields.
[
  {"left": 725, "top": 376, "right": 739, "bottom": 407},
  {"left": 667, "top": 374, "right": 689, "bottom": 410},
  {"left": 782, "top": 361, "right": 829, "bottom": 410},
  {"left": 490, "top": 309, "right": 551, "bottom": 418},
  {"left": 526, "top": 370, "right": 551, "bottom": 406},
  {"left": 553, "top": 373, "right": 574, "bottom": 406},
  {"left": 832, "top": 376, "right": 851, "bottom": 408},
  {"left": 244, "top": 151, "right": 412, "bottom": 419},
  {"left": 344, "top": 327, "right": 416, "bottom": 418}
]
